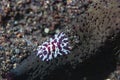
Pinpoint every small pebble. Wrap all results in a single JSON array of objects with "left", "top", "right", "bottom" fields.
[
  {"left": 44, "top": 28, "right": 50, "bottom": 34},
  {"left": 17, "top": 33, "right": 23, "bottom": 38},
  {"left": 5, "top": 51, "right": 10, "bottom": 56},
  {"left": 15, "top": 48, "right": 20, "bottom": 54},
  {"left": 13, "top": 63, "right": 17, "bottom": 69},
  {"left": 0, "top": 46, "right": 4, "bottom": 50},
  {"left": 19, "top": 55, "right": 22, "bottom": 58},
  {"left": 105, "top": 79, "right": 111, "bottom": 80},
  {"left": 6, "top": 59, "right": 10, "bottom": 63},
  {"left": 10, "top": 56, "right": 16, "bottom": 63},
  {"left": 14, "top": 21, "right": 18, "bottom": 25},
  {"left": 17, "top": 1, "right": 23, "bottom": 5},
  {"left": 55, "top": 29, "right": 60, "bottom": 34}
]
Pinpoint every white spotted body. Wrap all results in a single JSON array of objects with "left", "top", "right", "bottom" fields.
[{"left": 37, "top": 32, "right": 71, "bottom": 61}]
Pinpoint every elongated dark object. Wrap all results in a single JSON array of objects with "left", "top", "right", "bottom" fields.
[
  {"left": 2, "top": 0, "right": 120, "bottom": 80},
  {"left": 2, "top": 53, "right": 38, "bottom": 80}
]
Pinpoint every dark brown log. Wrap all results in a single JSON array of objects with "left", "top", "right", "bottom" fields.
[{"left": 3, "top": 0, "right": 120, "bottom": 80}]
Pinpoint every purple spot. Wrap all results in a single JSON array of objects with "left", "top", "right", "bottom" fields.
[
  {"left": 57, "top": 32, "right": 62, "bottom": 38},
  {"left": 57, "top": 42, "right": 62, "bottom": 50},
  {"left": 59, "top": 50, "right": 65, "bottom": 55},
  {"left": 43, "top": 44, "right": 47, "bottom": 47},
  {"left": 63, "top": 40, "right": 68, "bottom": 43},
  {"left": 43, "top": 51, "right": 47, "bottom": 55}
]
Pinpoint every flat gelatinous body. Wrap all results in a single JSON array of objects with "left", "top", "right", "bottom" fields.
[{"left": 37, "top": 32, "right": 71, "bottom": 61}]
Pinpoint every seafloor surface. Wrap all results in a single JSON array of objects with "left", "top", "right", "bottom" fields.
[{"left": 0, "top": 0, "right": 120, "bottom": 80}]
